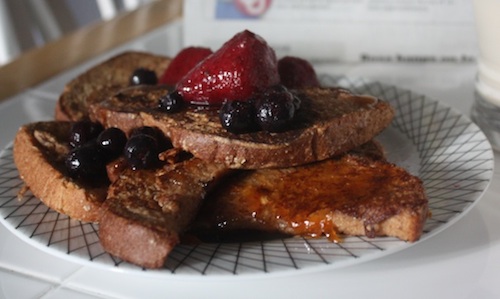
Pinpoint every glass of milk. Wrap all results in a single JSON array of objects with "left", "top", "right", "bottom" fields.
[{"left": 471, "top": 0, "right": 500, "bottom": 151}]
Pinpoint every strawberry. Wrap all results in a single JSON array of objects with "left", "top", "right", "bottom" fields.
[
  {"left": 159, "top": 47, "right": 213, "bottom": 86},
  {"left": 176, "top": 30, "right": 280, "bottom": 105},
  {"left": 278, "top": 56, "right": 320, "bottom": 89}
]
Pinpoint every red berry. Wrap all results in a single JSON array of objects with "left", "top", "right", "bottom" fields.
[
  {"left": 278, "top": 56, "right": 320, "bottom": 89},
  {"left": 176, "top": 30, "right": 280, "bottom": 106},
  {"left": 159, "top": 47, "right": 213, "bottom": 86}
]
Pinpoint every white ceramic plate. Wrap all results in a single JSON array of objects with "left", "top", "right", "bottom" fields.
[{"left": 0, "top": 76, "right": 494, "bottom": 278}]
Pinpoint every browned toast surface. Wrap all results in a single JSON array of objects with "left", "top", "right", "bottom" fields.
[
  {"left": 99, "top": 156, "right": 228, "bottom": 268},
  {"left": 90, "top": 85, "right": 395, "bottom": 169},
  {"left": 194, "top": 141, "right": 428, "bottom": 242},
  {"left": 56, "top": 51, "right": 170, "bottom": 121},
  {"left": 13, "top": 121, "right": 107, "bottom": 222}
]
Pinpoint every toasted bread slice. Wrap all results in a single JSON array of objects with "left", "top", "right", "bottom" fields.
[
  {"left": 99, "top": 156, "right": 228, "bottom": 268},
  {"left": 90, "top": 85, "right": 395, "bottom": 169},
  {"left": 194, "top": 141, "right": 428, "bottom": 242},
  {"left": 13, "top": 121, "right": 108, "bottom": 222},
  {"left": 55, "top": 51, "right": 170, "bottom": 121}
]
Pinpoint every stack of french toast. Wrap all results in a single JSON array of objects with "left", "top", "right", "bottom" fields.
[{"left": 12, "top": 30, "right": 428, "bottom": 269}]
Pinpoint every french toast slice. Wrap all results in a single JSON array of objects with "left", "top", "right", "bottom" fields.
[
  {"left": 13, "top": 121, "right": 108, "bottom": 222},
  {"left": 89, "top": 85, "right": 395, "bottom": 169},
  {"left": 55, "top": 51, "right": 170, "bottom": 121},
  {"left": 193, "top": 141, "right": 428, "bottom": 243},
  {"left": 99, "top": 155, "right": 229, "bottom": 268}
]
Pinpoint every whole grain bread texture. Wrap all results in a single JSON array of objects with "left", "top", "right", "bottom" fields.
[
  {"left": 90, "top": 85, "right": 395, "bottom": 169},
  {"left": 13, "top": 121, "right": 107, "bottom": 222},
  {"left": 55, "top": 51, "right": 170, "bottom": 121}
]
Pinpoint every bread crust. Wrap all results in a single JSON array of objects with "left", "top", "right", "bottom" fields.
[
  {"left": 99, "top": 199, "right": 179, "bottom": 269},
  {"left": 13, "top": 122, "right": 107, "bottom": 222}
]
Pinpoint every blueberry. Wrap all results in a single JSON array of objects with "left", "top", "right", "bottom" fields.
[
  {"left": 267, "top": 84, "right": 288, "bottom": 93},
  {"left": 97, "top": 127, "right": 127, "bottom": 160},
  {"left": 123, "top": 134, "right": 160, "bottom": 169},
  {"left": 69, "top": 121, "right": 104, "bottom": 148},
  {"left": 65, "top": 142, "right": 107, "bottom": 182},
  {"left": 158, "top": 91, "right": 184, "bottom": 113},
  {"left": 255, "top": 86, "right": 296, "bottom": 132},
  {"left": 292, "top": 94, "right": 301, "bottom": 110},
  {"left": 219, "top": 100, "right": 258, "bottom": 134},
  {"left": 130, "top": 126, "right": 172, "bottom": 151},
  {"left": 130, "top": 126, "right": 161, "bottom": 139},
  {"left": 129, "top": 68, "right": 158, "bottom": 86}
]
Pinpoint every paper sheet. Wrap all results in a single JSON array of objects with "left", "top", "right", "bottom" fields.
[{"left": 183, "top": 0, "right": 478, "bottom": 63}]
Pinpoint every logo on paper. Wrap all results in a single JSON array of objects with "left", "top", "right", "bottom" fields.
[{"left": 216, "top": 0, "right": 272, "bottom": 19}]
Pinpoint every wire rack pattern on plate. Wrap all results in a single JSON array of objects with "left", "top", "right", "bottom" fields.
[{"left": 0, "top": 77, "right": 494, "bottom": 276}]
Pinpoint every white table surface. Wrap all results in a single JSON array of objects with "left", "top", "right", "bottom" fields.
[{"left": 0, "top": 21, "right": 499, "bottom": 299}]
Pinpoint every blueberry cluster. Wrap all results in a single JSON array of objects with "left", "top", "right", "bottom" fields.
[
  {"left": 219, "top": 84, "right": 300, "bottom": 133},
  {"left": 157, "top": 84, "right": 300, "bottom": 134},
  {"left": 65, "top": 121, "right": 170, "bottom": 184},
  {"left": 66, "top": 121, "right": 125, "bottom": 183}
]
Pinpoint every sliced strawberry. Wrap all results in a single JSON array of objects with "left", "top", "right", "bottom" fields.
[
  {"left": 159, "top": 47, "right": 213, "bottom": 86},
  {"left": 278, "top": 56, "right": 320, "bottom": 89},
  {"left": 176, "top": 30, "right": 280, "bottom": 105}
]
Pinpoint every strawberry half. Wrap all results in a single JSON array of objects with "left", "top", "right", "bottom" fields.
[
  {"left": 278, "top": 56, "right": 320, "bottom": 89},
  {"left": 159, "top": 47, "right": 213, "bottom": 86},
  {"left": 176, "top": 30, "right": 280, "bottom": 105}
]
